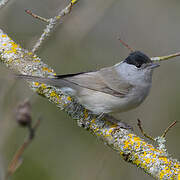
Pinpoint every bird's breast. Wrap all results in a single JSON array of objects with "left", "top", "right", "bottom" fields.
[{"left": 126, "top": 82, "right": 152, "bottom": 109}]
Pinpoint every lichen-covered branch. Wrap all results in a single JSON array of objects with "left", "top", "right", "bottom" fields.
[{"left": 0, "top": 29, "right": 179, "bottom": 180}]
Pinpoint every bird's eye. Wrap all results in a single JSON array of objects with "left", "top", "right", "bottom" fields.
[{"left": 135, "top": 63, "right": 142, "bottom": 68}]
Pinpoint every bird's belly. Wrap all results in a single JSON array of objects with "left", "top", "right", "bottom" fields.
[{"left": 77, "top": 88, "right": 149, "bottom": 114}]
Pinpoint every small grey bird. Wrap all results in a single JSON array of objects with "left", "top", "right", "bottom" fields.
[{"left": 17, "top": 51, "right": 159, "bottom": 116}]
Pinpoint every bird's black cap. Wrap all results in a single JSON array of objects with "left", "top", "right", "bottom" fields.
[{"left": 124, "top": 51, "right": 152, "bottom": 68}]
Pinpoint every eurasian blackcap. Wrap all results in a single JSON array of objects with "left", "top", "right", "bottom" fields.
[{"left": 17, "top": 51, "right": 159, "bottom": 116}]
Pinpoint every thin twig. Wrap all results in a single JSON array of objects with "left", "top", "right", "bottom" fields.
[
  {"left": 5, "top": 118, "right": 41, "bottom": 180},
  {"left": 31, "top": 0, "right": 78, "bottom": 53},
  {"left": 161, "top": 120, "right": 178, "bottom": 138},
  {"left": 118, "top": 37, "right": 134, "bottom": 53},
  {"left": 137, "top": 119, "right": 154, "bottom": 141},
  {"left": 25, "top": 10, "right": 49, "bottom": 23},
  {"left": 151, "top": 52, "right": 180, "bottom": 62}
]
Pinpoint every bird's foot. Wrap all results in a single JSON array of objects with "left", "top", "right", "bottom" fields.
[
  {"left": 96, "top": 113, "right": 105, "bottom": 120},
  {"left": 116, "top": 121, "right": 133, "bottom": 130},
  {"left": 100, "top": 114, "right": 133, "bottom": 131}
]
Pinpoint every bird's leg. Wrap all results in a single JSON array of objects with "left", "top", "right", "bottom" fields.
[
  {"left": 96, "top": 113, "right": 133, "bottom": 131},
  {"left": 103, "top": 114, "right": 133, "bottom": 131},
  {"left": 96, "top": 113, "right": 105, "bottom": 120}
]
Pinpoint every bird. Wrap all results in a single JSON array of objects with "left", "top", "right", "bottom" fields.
[{"left": 17, "top": 51, "right": 159, "bottom": 117}]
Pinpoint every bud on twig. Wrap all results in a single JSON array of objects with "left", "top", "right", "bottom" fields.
[{"left": 15, "top": 99, "right": 32, "bottom": 127}]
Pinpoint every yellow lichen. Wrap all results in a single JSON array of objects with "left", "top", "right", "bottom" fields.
[
  {"left": 159, "top": 157, "right": 168, "bottom": 164},
  {"left": 71, "top": 0, "right": 77, "bottom": 4},
  {"left": 124, "top": 140, "right": 129, "bottom": 149},
  {"left": 143, "top": 151, "right": 147, "bottom": 156},
  {"left": 174, "top": 163, "right": 180, "bottom": 169},
  {"left": 83, "top": 109, "right": 88, "bottom": 119},
  {"left": 91, "top": 119, "right": 95, "bottom": 124},
  {"left": 120, "top": 152, "right": 123, "bottom": 156},
  {"left": 34, "top": 82, "right": 39, "bottom": 86},
  {"left": 128, "top": 138, "right": 134, "bottom": 146},
  {"left": 134, "top": 159, "right": 141, "bottom": 166},
  {"left": 144, "top": 158, "right": 151, "bottom": 164},
  {"left": 28, "top": 52, "right": 33, "bottom": 55},
  {"left": 141, "top": 162, "right": 147, "bottom": 169},
  {"left": 104, "top": 129, "right": 114, "bottom": 139},
  {"left": 135, "top": 141, "right": 141, "bottom": 149},
  {"left": 50, "top": 91, "right": 59, "bottom": 98},
  {"left": 9, "top": 42, "right": 18, "bottom": 53},
  {"left": 33, "top": 60, "right": 41, "bottom": 63},
  {"left": 56, "top": 16, "right": 61, "bottom": 19},
  {"left": 67, "top": 96, "right": 72, "bottom": 101},
  {"left": 42, "top": 67, "right": 53, "bottom": 72},
  {"left": 4, "top": 50, "right": 13, "bottom": 54},
  {"left": 153, "top": 154, "right": 157, "bottom": 158},
  {"left": 94, "top": 128, "right": 100, "bottom": 134},
  {"left": 41, "top": 83, "right": 46, "bottom": 89},
  {"left": 159, "top": 170, "right": 165, "bottom": 179},
  {"left": 178, "top": 172, "right": 180, "bottom": 180},
  {"left": 108, "top": 129, "right": 113, "bottom": 134},
  {"left": 159, "top": 168, "right": 173, "bottom": 180},
  {"left": 133, "top": 136, "right": 141, "bottom": 142}
]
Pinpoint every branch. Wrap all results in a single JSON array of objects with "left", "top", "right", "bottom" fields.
[
  {"left": 5, "top": 118, "right": 41, "bottom": 180},
  {"left": 27, "top": 0, "right": 78, "bottom": 53},
  {"left": 0, "top": 98, "right": 41, "bottom": 180},
  {"left": 0, "top": 29, "right": 179, "bottom": 180}
]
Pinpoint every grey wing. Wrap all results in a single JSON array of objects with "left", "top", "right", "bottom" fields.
[
  {"left": 98, "top": 66, "right": 133, "bottom": 95},
  {"left": 65, "top": 68, "right": 133, "bottom": 97}
]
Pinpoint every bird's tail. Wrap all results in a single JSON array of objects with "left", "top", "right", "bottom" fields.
[{"left": 16, "top": 74, "right": 72, "bottom": 89}]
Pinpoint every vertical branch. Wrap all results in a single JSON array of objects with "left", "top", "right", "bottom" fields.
[{"left": 5, "top": 99, "right": 41, "bottom": 179}]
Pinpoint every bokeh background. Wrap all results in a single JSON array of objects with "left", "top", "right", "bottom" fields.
[{"left": 0, "top": 0, "right": 180, "bottom": 179}]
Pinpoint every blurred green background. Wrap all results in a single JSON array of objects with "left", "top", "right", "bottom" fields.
[{"left": 0, "top": 0, "right": 180, "bottom": 179}]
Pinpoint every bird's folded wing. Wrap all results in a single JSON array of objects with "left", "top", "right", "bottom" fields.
[
  {"left": 17, "top": 66, "right": 133, "bottom": 97},
  {"left": 63, "top": 68, "right": 133, "bottom": 97}
]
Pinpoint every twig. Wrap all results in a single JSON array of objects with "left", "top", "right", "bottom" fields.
[
  {"left": 161, "top": 120, "right": 178, "bottom": 138},
  {"left": 151, "top": 52, "right": 180, "bottom": 62},
  {"left": 31, "top": 0, "right": 78, "bottom": 53},
  {"left": 118, "top": 37, "right": 134, "bottom": 53},
  {"left": 138, "top": 119, "right": 178, "bottom": 153},
  {"left": 137, "top": 119, "right": 155, "bottom": 141},
  {"left": 5, "top": 118, "right": 41, "bottom": 180},
  {"left": 25, "top": 10, "right": 49, "bottom": 23}
]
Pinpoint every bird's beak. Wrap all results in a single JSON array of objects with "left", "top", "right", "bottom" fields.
[{"left": 147, "top": 63, "right": 160, "bottom": 69}]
